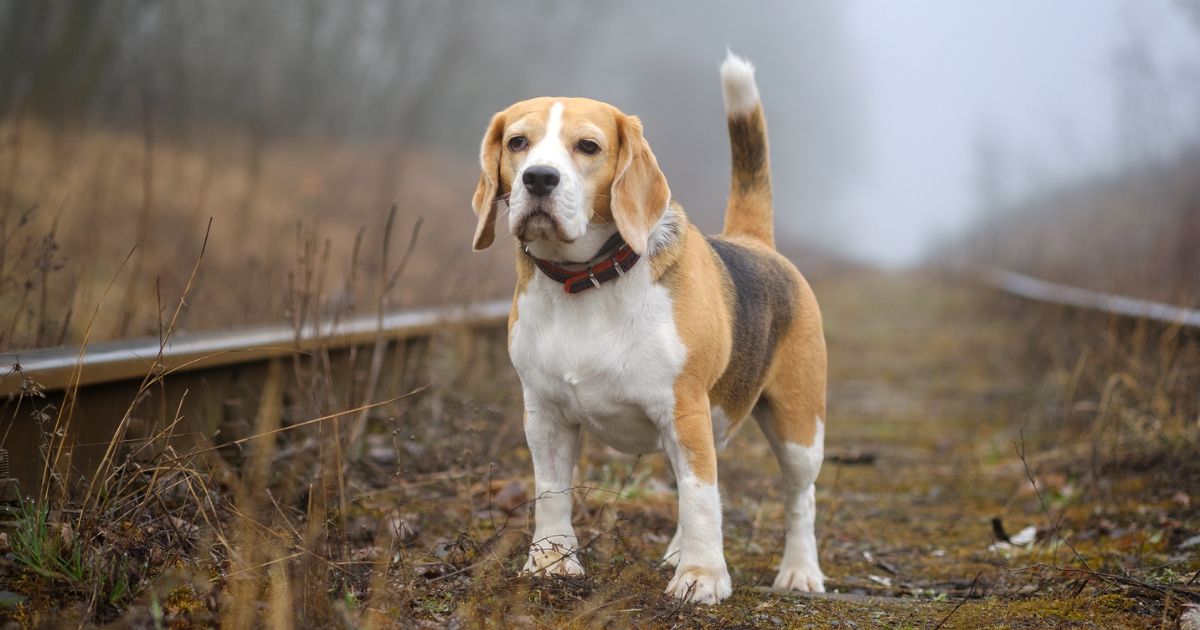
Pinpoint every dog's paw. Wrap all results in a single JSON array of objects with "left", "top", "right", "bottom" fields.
[
  {"left": 522, "top": 544, "right": 585, "bottom": 577},
  {"left": 772, "top": 563, "right": 825, "bottom": 593},
  {"left": 665, "top": 565, "right": 732, "bottom": 604}
]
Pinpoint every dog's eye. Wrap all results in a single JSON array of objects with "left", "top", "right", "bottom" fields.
[
  {"left": 507, "top": 136, "right": 528, "bottom": 152},
  {"left": 576, "top": 139, "right": 601, "bottom": 155}
]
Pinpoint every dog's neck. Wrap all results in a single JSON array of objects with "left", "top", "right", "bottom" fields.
[
  {"left": 517, "top": 203, "right": 686, "bottom": 289},
  {"left": 523, "top": 204, "right": 685, "bottom": 265},
  {"left": 523, "top": 222, "right": 619, "bottom": 268}
]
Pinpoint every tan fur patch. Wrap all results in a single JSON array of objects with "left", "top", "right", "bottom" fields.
[
  {"left": 761, "top": 269, "right": 826, "bottom": 447},
  {"left": 723, "top": 105, "right": 773, "bottom": 247},
  {"left": 508, "top": 252, "right": 535, "bottom": 339},
  {"left": 665, "top": 225, "right": 733, "bottom": 483}
]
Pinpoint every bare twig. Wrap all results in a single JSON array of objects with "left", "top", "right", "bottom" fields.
[
  {"left": 934, "top": 570, "right": 983, "bottom": 629},
  {"left": 1015, "top": 430, "right": 1093, "bottom": 572},
  {"left": 348, "top": 211, "right": 423, "bottom": 461}
]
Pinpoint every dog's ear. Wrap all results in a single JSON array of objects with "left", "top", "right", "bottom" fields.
[
  {"left": 471, "top": 112, "right": 507, "bottom": 251},
  {"left": 610, "top": 114, "right": 670, "bottom": 255}
]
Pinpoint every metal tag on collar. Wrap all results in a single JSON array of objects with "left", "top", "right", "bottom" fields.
[{"left": 587, "top": 267, "right": 601, "bottom": 289}]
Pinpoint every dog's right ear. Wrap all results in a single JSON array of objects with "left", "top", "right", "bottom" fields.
[{"left": 471, "top": 112, "right": 507, "bottom": 251}]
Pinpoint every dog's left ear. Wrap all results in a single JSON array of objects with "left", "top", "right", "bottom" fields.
[
  {"left": 611, "top": 114, "right": 670, "bottom": 255},
  {"left": 471, "top": 112, "right": 507, "bottom": 251}
]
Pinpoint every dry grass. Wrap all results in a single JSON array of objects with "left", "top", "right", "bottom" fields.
[
  {"left": 2, "top": 271, "right": 1197, "bottom": 628},
  {"left": 954, "top": 148, "right": 1200, "bottom": 307},
  {"left": 1, "top": 115, "right": 1198, "bottom": 627},
  {"left": 0, "top": 117, "right": 514, "bottom": 351}
]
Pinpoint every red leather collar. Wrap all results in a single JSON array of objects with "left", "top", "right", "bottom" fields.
[{"left": 524, "top": 233, "right": 640, "bottom": 294}]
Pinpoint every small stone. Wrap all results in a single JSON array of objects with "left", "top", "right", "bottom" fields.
[
  {"left": 414, "top": 562, "right": 447, "bottom": 578},
  {"left": 367, "top": 445, "right": 398, "bottom": 466},
  {"left": 1180, "top": 603, "right": 1200, "bottom": 630},
  {"left": 0, "top": 591, "right": 27, "bottom": 609},
  {"left": 351, "top": 546, "right": 384, "bottom": 562}
]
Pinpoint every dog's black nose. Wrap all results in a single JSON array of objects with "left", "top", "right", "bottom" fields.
[{"left": 522, "top": 165, "right": 560, "bottom": 197}]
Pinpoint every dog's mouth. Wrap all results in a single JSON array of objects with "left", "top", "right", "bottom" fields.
[{"left": 515, "top": 208, "right": 575, "bottom": 244}]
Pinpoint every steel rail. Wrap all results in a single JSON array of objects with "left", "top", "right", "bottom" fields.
[
  {"left": 0, "top": 300, "right": 511, "bottom": 396},
  {"left": 976, "top": 267, "right": 1200, "bottom": 329}
]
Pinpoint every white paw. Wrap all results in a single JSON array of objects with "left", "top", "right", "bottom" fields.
[
  {"left": 665, "top": 565, "right": 732, "bottom": 604},
  {"left": 522, "top": 543, "right": 585, "bottom": 576},
  {"left": 772, "top": 563, "right": 825, "bottom": 593}
]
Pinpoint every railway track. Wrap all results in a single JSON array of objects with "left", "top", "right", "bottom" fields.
[
  {"left": 2, "top": 267, "right": 1196, "bottom": 500},
  {"left": 975, "top": 267, "right": 1200, "bottom": 330},
  {"left": 0, "top": 300, "right": 510, "bottom": 500}
]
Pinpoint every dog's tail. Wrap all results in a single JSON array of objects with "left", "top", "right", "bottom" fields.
[{"left": 719, "top": 50, "right": 774, "bottom": 248}]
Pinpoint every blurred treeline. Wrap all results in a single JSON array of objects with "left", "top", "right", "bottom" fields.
[
  {"left": 0, "top": 1, "right": 857, "bottom": 350},
  {"left": 3, "top": 3, "right": 493, "bottom": 144},
  {"left": 0, "top": 1, "right": 857, "bottom": 209}
]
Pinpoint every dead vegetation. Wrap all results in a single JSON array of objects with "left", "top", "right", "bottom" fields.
[
  {"left": 956, "top": 148, "right": 1200, "bottom": 308},
  {"left": 1, "top": 268, "right": 1197, "bottom": 628},
  {"left": 1, "top": 109, "right": 1197, "bottom": 630},
  {"left": 0, "top": 119, "right": 514, "bottom": 351}
]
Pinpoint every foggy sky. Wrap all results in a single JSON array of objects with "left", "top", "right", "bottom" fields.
[{"left": 840, "top": 0, "right": 1199, "bottom": 265}]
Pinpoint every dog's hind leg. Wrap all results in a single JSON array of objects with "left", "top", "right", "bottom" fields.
[
  {"left": 756, "top": 333, "right": 827, "bottom": 592},
  {"left": 756, "top": 401, "right": 825, "bottom": 592}
]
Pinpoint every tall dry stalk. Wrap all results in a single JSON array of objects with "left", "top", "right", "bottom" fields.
[
  {"left": 347, "top": 209, "right": 422, "bottom": 461},
  {"left": 221, "top": 359, "right": 285, "bottom": 629}
]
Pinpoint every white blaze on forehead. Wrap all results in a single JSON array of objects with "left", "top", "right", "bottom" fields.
[
  {"left": 528, "top": 101, "right": 567, "bottom": 162},
  {"left": 546, "top": 101, "right": 564, "bottom": 142}
]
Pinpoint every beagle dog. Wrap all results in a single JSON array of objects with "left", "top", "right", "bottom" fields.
[{"left": 470, "top": 52, "right": 826, "bottom": 604}]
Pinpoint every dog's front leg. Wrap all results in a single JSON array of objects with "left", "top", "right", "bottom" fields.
[
  {"left": 661, "top": 394, "right": 732, "bottom": 604},
  {"left": 522, "top": 405, "right": 584, "bottom": 576}
]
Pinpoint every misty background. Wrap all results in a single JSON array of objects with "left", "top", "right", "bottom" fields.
[{"left": 1, "top": 0, "right": 1197, "bottom": 348}]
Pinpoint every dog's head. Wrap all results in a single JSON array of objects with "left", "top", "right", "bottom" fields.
[{"left": 471, "top": 97, "right": 670, "bottom": 255}]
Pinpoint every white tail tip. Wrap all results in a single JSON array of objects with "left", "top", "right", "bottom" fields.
[{"left": 720, "top": 49, "right": 760, "bottom": 115}]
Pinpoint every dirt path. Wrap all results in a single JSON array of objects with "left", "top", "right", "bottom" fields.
[
  {"left": 403, "top": 270, "right": 1190, "bottom": 627},
  {"left": 7, "top": 271, "right": 1192, "bottom": 628},
  {"left": 688, "top": 272, "right": 1179, "bottom": 627}
]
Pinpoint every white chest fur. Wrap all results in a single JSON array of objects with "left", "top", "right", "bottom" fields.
[{"left": 510, "top": 263, "right": 687, "bottom": 454}]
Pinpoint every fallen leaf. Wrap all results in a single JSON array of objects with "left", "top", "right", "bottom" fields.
[
  {"left": 1009, "top": 525, "right": 1037, "bottom": 546},
  {"left": 492, "top": 480, "right": 528, "bottom": 515}
]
